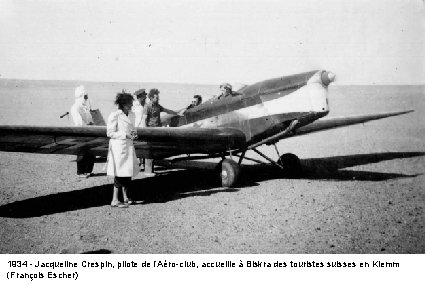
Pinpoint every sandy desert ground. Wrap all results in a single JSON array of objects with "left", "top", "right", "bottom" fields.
[{"left": 0, "top": 85, "right": 424, "bottom": 254}]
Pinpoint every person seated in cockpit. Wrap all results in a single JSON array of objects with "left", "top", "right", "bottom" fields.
[
  {"left": 180, "top": 95, "right": 202, "bottom": 115},
  {"left": 186, "top": 95, "right": 202, "bottom": 111},
  {"left": 217, "top": 83, "right": 233, "bottom": 100}
]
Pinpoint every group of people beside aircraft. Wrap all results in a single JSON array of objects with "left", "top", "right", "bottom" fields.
[{"left": 69, "top": 82, "right": 234, "bottom": 207}]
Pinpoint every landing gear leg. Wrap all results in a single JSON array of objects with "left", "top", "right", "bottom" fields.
[
  {"left": 250, "top": 145, "right": 302, "bottom": 177},
  {"left": 238, "top": 150, "right": 246, "bottom": 165}
]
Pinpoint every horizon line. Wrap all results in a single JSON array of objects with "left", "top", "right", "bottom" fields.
[{"left": 0, "top": 76, "right": 424, "bottom": 87}]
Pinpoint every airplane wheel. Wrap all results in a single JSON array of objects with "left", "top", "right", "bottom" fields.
[
  {"left": 220, "top": 159, "right": 240, "bottom": 187},
  {"left": 277, "top": 153, "right": 302, "bottom": 177}
]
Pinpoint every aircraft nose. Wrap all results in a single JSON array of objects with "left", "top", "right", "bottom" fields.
[{"left": 321, "top": 71, "right": 336, "bottom": 86}]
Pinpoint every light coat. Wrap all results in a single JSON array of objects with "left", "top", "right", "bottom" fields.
[
  {"left": 132, "top": 101, "right": 145, "bottom": 128},
  {"left": 70, "top": 98, "right": 93, "bottom": 126},
  {"left": 106, "top": 110, "right": 139, "bottom": 177}
]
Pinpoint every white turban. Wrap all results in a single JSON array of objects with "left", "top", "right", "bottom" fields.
[{"left": 75, "top": 85, "right": 88, "bottom": 99}]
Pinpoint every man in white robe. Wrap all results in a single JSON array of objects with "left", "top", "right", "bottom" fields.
[{"left": 70, "top": 85, "right": 95, "bottom": 178}]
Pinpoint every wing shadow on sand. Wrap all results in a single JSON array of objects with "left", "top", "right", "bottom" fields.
[
  {"left": 0, "top": 151, "right": 423, "bottom": 218},
  {"left": 266, "top": 151, "right": 424, "bottom": 182},
  {"left": 0, "top": 170, "right": 238, "bottom": 218}
]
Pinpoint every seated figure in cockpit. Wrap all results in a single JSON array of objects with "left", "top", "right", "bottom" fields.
[
  {"left": 217, "top": 82, "right": 233, "bottom": 100},
  {"left": 180, "top": 95, "right": 202, "bottom": 115},
  {"left": 186, "top": 95, "right": 202, "bottom": 111}
]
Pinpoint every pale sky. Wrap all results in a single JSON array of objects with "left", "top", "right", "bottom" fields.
[{"left": 0, "top": 0, "right": 424, "bottom": 85}]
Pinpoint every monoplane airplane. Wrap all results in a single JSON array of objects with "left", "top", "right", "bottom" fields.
[{"left": 0, "top": 70, "right": 413, "bottom": 187}]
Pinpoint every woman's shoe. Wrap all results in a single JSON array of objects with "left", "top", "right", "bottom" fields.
[
  {"left": 124, "top": 199, "right": 135, "bottom": 205},
  {"left": 110, "top": 201, "right": 128, "bottom": 208}
]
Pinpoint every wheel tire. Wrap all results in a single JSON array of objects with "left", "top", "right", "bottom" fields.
[
  {"left": 277, "top": 153, "right": 302, "bottom": 177},
  {"left": 220, "top": 159, "right": 240, "bottom": 187}
]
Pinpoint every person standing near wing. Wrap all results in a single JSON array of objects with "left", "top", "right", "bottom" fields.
[
  {"left": 142, "top": 88, "right": 178, "bottom": 176},
  {"left": 70, "top": 85, "right": 95, "bottom": 178},
  {"left": 132, "top": 89, "right": 147, "bottom": 170},
  {"left": 132, "top": 89, "right": 147, "bottom": 127},
  {"left": 106, "top": 91, "right": 139, "bottom": 207},
  {"left": 142, "top": 88, "right": 177, "bottom": 127}
]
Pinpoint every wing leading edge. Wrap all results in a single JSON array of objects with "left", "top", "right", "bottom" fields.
[
  {"left": 133, "top": 127, "right": 247, "bottom": 158},
  {"left": 0, "top": 110, "right": 412, "bottom": 157},
  {"left": 0, "top": 125, "right": 246, "bottom": 158},
  {"left": 294, "top": 110, "right": 414, "bottom": 136}
]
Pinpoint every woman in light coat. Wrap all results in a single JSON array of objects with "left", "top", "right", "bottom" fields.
[{"left": 106, "top": 91, "right": 140, "bottom": 207}]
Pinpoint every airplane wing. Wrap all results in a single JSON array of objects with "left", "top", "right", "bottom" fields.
[
  {"left": 0, "top": 125, "right": 246, "bottom": 159},
  {"left": 133, "top": 127, "right": 246, "bottom": 158},
  {"left": 295, "top": 110, "right": 414, "bottom": 136}
]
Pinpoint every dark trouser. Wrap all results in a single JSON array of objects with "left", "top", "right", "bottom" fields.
[
  {"left": 145, "top": 159, "right": 154, "bottom": 173},
  {"left": 76, "top": 152, "right": 95, "bottom": 174}
]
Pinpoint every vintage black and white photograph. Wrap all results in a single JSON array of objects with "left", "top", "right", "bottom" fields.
[{"left": 0, "top": 0, "right": 424, "bottom": 256}]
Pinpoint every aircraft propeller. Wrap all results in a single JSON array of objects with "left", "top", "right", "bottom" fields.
[{"left": 321, "top": 71, "right": 336, "bottom": 86}]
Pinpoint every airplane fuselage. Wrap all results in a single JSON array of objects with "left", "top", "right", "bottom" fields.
[{"left": 166, "top": 70, "right": 334, "bottom": 146}]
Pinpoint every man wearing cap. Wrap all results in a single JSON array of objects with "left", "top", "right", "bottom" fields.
[
  {"left": 132, "top": 89, "right": 147, "bottom": 127},
  {"left": 70, "top": 85, "right": 95, "bottom": 178},
  {"left": 132, "top": 89, "right": 147, "bottom": 170},
  {"left": 217, "top": 83, "right": 233, "bottom": 100}
]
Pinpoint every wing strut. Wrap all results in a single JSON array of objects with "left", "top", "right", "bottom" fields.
[
  {"left": 274, "top": 144, "right": 282, "bottom": 164},
  {"left": 235, "top": 154, "right": 265, "bottom": 165},
  {"left": 248, "top": 120, "right": 299, "bottom": 149},
  {"left": 233, "top": 119, "right": 299, "bottom": 168},
  {"left": 252, "top": 148, "right": 284, "bottom": 170},
  {"left": 237, "top": 150, "right": 246, "bottom": 165}
]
